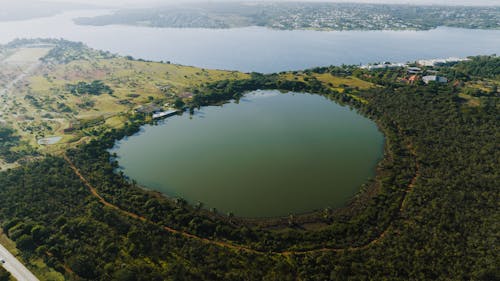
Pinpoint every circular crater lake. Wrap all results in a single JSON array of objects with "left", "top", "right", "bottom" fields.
[{"left": 112, "top": 90, "right": 384, "bottom": 217}]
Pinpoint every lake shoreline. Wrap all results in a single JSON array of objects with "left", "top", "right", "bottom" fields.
[
  {"left": 107, "top": 85, "right": 396, "bottom": 230},
  {"left": 112, "top": 91, "right": 385, "bottom": 218},
  {"left": 1, "top": 10, "right": 499, "bottom": 73}
]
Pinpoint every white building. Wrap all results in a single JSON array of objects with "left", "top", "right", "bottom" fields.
[
  {"left": 422, "top": 76, "right": 448, "bottom": 84},
  {"left": 417, "top": 57, "right": 469, "bottom": 67},
  {"left": 361, "top": 62, "right": 406, "bottom": 70},
  {"left": 407, "top": 67, "right": 422, "bottom": 74}
]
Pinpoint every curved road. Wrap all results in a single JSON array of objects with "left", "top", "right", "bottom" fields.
[{"left": 0, "top": 243, "right": 39, "bottom": 281}]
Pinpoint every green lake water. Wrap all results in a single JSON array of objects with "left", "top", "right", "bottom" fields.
[{"left": 111, "top": 90, "right": 384, "bottom": 217}]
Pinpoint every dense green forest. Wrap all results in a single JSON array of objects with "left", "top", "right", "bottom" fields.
[
  {"left": 0, "top": 126, "right": 21, "bottom": 163},
  {"left": 439, "top": 55, "right": 500, "bottom": 80},
  {"left": 0, "top": 267, "right": 10, "bottom": 281},
  {"left": 0, "top": 58, "right": 498, "bottom": 280},
  {"left": 66, "top": 80, "right": 113, "bottom": 96}
]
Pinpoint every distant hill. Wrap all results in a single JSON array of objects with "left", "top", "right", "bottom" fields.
[
  {"left": 74, "top": 2, "right": 500, "bottom": 31},
  {"left": 0, "top": 0, "right": 95, "bottom": 21}
]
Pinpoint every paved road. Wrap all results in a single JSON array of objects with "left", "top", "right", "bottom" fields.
[{"left": 0, "top": 243, "right": 39, "bottom": 281}]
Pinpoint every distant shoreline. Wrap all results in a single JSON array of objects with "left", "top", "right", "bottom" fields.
[{"left": 73, "top": 3, "right": 500, "bottom": 32}]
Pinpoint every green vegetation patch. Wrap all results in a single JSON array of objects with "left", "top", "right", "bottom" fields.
[
  {"left": 0, "top": 267, "right": 10, "bottom": 281},
  {"left": 0, "top": 127, "right": 21, "bottom": 163},
  {"left": 66, "top": 80, "right": 113, "bottom": 96}
]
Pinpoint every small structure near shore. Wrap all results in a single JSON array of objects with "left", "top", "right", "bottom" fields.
[
  {"left": 37, "top": 136, "right": 62, "bottom": 145},
  {"left": 152, "top": 110, "right": 179, "bottom": 119}
]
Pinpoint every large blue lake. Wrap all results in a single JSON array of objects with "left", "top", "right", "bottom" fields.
[
  {"left": 0, "top": 10, "right": 499, "bottom": 72},
  {"left": 111, "top": 91, "right": 384, "bottom": 217}
]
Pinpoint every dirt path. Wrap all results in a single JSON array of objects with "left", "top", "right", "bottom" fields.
[
  {"left": 64, "top": 141, "right": 420, "bottom": 256},
  {"left": 282, "top": 143, "right": 420, "bottom": 255},
  {"left": 63, "top": 154, "right": 262, "bottom": 255}
]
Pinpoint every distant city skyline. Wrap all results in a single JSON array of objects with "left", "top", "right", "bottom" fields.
[{"left": 39, "top": 0, "right": 500, "bottom": 7}]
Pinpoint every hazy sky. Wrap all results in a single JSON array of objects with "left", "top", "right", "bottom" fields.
[{"left": 40, "top": 0, "right": 500, "bottom": 7}]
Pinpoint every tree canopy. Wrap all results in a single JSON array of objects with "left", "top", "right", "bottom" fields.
[{"left": 0, "top": 58, "right": 498, "bottom": 280}]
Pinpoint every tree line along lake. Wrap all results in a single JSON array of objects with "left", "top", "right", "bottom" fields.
[{"left": 111, "top": 91, "right": 384, "bottom": 217}]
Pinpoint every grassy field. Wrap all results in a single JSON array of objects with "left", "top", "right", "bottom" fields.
[
  {"left": 314, "top": 73, "right": 374, "bottom": 90},
  {"left": 458, "top": 93, "right": 481, "bottom": 107},
  {"left": 279, "top": 72, "right": 374, "bottom": 104},
  {"left": 0, "top": 45, "right": 249, "bottom": 167},
  {"left": 281, "top": 72, "right": 374, "bottom": 91},
  {"left": 3, "top": 48, "right": 51, "bottom": 64},
  {"left": 457, "top": 79, "right": 499, "bottom": 107},
  {"left": 26, "top": 57, "right": 248, "bottom": 127}
]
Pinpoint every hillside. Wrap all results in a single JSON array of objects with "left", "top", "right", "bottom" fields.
[{"left": 0, "top": 39, "right": 247, "bottom": 170}]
